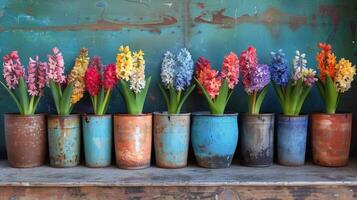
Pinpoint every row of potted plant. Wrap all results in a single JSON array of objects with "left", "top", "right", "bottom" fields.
[{"left": 1, "top": 43, "right": 355, "bottom": 169}]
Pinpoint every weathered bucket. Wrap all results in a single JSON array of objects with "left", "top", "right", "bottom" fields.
[
  {"left": 277, "top": 115, "right": 308, "bottom": 166},
  {"left": 5, "top": 114, "right": 47, "bottom": 168},
  {"left": 240, "top": 113, "right": 274, "bottom": 167},
  {"left": 114, "top": 113, "right": 152, "bottom": 169},
  {"left": 47, "top": 115, "right": 81, "bottom": 167},
  {"left": 311, "top": 113, "right": 352, "bottom": 167},
  {"left": 82, "top": 114, "right": 112, "bottom": 167},
  {"left": 153, "top": 112, "right": 190, "bottom": 168},
  {"left": 191, "top": 112, "right": 238, "bottom": 168}
]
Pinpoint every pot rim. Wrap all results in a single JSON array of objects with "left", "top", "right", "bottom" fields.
[
  {"left": 114, "top": 113, "right": 152, "bottom": 117},
  {"left": 310, "top": 112, "right": 352, "bottom": 116},
  {"left": 4, "top": 113, "right": 45, "bottom": 118},
  {"left": 82, "top": 114, "right": 112, "bottom": 117},
  {"left": 278, "top": 114, "right": 308, "bottom": 118},
  {"left": 47, "top": 114, "right": 81, "bottom": 118},
  {"left": 153, "top": 112, "right": 190, "bottom": 116},
  {"left": 240, "top": 113, "right": 275, "bottom": 116},
  {"left": 191, "top": 111, "right": 238, "bottom": 117}
]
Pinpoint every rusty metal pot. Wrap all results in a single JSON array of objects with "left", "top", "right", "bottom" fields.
[
  {"left": 47, "top": 115, "right": 81, "bottom": 167},
  {"left": 5, "top": 114, "right": 47, "bottom": 168},
  {"left": 114, "top": 113, "right": 152, "bottom": 169},
  {"left": 311, "top": 113, "right": 352, "bottom": 167}
]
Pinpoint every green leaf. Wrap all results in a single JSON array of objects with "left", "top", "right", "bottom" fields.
[
  {"left": 214, "top": 79, "right": 229, "bottom": 114},
  {"left": 325, "top": 75, "right": 338, "bottom": 114},
  {"left": 168, "top": 86, "right": 178, "bottom": 114},
  {"left": 272, "top": 83, "right": 284, "bottom": 111},
  {"left": 17, "top": 77, "right": 30, "bottom": 114},
  {"left": 316, "top": 79, "right": 325, "bottom": 100},
  {"left": 194, "top": 78, "right": 216, "bottom": 114},
  {"left": 101, "top": 90, "right": 112, "bottom": 114},
  {"left": 176, "top": 84, "right": 195, "bottom": 114},
  {"left": 158, "top": 82, "right": 170, "bottom": 111},
  {"left": 254, "top": 85, "right": 269, "bottom": 114},
  {"left": 49, "top": 80, "right": 61, "bottom": 114},
  {"left": 32, "top": 95, "right": 41, "bottom": 115},
  {"left": 119, "top": 80, "right": 138, "bottom": 114},
  {"left": 136, "top": 76, "right": 151, "bottom": 114},
  {"left": 295, "top": 85, "right": 312, "bottom": 115},
  {"left": 60, "top": 82, "right": 74, "bottom": 115},
  {"left": 0, "top": 80, "right": 23, "bottom": 114}
]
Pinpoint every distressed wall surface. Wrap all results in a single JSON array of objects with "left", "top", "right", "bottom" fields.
[{"left": 0, "top": 0, "right": 356, "bottom": 159}]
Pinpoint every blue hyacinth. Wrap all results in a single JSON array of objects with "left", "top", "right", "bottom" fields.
[
  {"left": 161, "top": 48, "right": 194, "bottom": 91},
  {"left": 269, "top": 49, "right": 290, "bottom": 86}
]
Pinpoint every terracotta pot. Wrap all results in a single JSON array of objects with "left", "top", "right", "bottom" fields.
[
  {"left": 311, "top": 113, "right": 352, "bottom": 167},
  {"left": 47, "top": 115, "right": 81, "bottom": 167},
  {"left": 5, "top": 114, "right": 47, "bottom": 168},
  {"left": 114, "top": 113, "right": 152, "bottom": 169}
]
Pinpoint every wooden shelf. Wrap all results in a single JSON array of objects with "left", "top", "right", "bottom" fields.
[{"left": 1, "top": 160, "right": 357, "bottom": 199}]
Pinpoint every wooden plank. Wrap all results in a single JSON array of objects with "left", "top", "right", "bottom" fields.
[
  {"left": 1, "top": 186, "right": 357, "bottom": 200},
  {"left": 1, "top": 160, "right": 357, "bottom": 187}
]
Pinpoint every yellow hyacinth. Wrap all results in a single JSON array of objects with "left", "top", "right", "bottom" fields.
[
  {"left": 68, "top": 48, "right": 89, "bottom": 104},
  {"left": 116, "top": 45, "right": 133, "bottom": 81},
  {"left": 334, "top": 58, "right": 356, "bottom": 93}
]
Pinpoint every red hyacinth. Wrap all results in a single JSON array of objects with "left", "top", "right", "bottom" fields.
[
  {"left": 103, "top": 64, "right": 117, "bottom": 91},
  {"left": 84, "top": 67, "right": 101, "bottom": 96}
]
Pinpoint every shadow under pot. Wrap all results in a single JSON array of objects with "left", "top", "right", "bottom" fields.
[
  {"left": 114, "top": 113, "right": 152, "bottom": 169},
  {"left": 191, "top": 112, "right": 238, "bottom": 168},
  {"left": 153, "top": 112, "right": 190, "bottom": 168},
  {"left": 82, "top": 115, "right": 112, "bottom": 167},
  {"left": 240, "top": 113, "right": 275, "bottom": 167},
  {"left": 5, "top": 114, "right": 47, "bottom": 168},
  {"left": 277, "top": 115, "right": 308, "bottom": 166},
  {"left": 47, "top": 115, "right": 81, "bottom": 167},
  {"left": 311, "top": 113, "right": 352, "bottom": 167}
]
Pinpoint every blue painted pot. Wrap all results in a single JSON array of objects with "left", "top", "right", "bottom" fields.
[
  {"left": 277, "top": 115, "right": 308, "bottom": 166},
  {"left": 47, "top": 115, "right": 81, "bottom": 167},
  {"left": 82, "top": 115, "right": 112, "bottom": 167},
  {"left": 153, "top": 112, "right": 190, "bottom": 168},
  {"left": 191, "top": 112, "right": 238, "bottom": 168}
]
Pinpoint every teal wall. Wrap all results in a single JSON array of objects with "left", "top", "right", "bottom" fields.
[{"left": 0, "top": 0, "right": 356, "bottom": 158}]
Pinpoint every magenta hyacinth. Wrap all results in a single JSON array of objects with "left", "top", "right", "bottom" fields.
[
  {"left": 47, "top": 47, "right": 65, "bottom": 84},
  {"left": 27, "top": 56, "right": 48, "bottom": 96},
  {"left": 3, "top": 51, "right": 25, "bottom": 89}
]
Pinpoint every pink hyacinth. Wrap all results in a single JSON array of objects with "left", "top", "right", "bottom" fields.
[
  {"left": 26, "top": 56, "right": 48, "bottom": 96},
  {"left": 3, "top": 51, "right": 25, "bottom": 89},
  {"left": 47, "top": 47, "right": 65, "bottom": 84},
  {"left": 221, "top": 52, "right": 239, "bottom": 89},
  {"left": 240, "top": 46, "right": 258, "bottom": 89},
  {"left": 103, "top": 64, "right": 117, "bottom": 91}
]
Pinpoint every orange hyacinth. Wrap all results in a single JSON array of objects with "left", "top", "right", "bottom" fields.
[{"left": 316, "top": 43, "right": 336, "bottom": 81}]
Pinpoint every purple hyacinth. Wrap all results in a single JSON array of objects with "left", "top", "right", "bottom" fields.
[
  {"left": 245, "top": 64, "right": 271, "bottom": 94},
  {"left": 175, "top": 48, "right": 194, "bottom": 91},
  {"left": 269, "top": 49, "right": 289, "bottom": 86}
]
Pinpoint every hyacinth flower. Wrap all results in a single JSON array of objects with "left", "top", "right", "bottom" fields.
[
  {"left": 158, "top": 48, "right": 195, "bottom": 114},
  {"left": 316, "top": 43, "right": 356, "bottom": 113},
  {"left": 1, "top": 51, "right": 47, "bottom": 115},
  {"left": 270, "top": 49, "right": 317, "bottom": 116},
  {"left": 116, "top": 45, "right": 151, "bottom": 114},
  {"left": 240, "top": 46, "right": 271, "bottom": 114},
  {"left": 48, "top": 47, "right": 89, "bottom": 115},
  {"left": 84, "top": 56, "right": 117, "bottom": 115},
  {"left": 195, "top": 52, "right": 239, "bottom": 115}
]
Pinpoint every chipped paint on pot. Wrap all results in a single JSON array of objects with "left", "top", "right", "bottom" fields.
[
  {"left": 153, "top": 112, "right": 190, "bottom": 168},
  {"left": 191, "top": 112, "right": 238, "bottom": 168},
  {"left": 114, "top": 113, "right": 152, "bottom": 169},
  {"left": 5, "top": 114, "right": 47, "bottom": 168},
  {"left": 277, "top": 115, "right": 308, "bottom": 166},
  {"left": 311, "top": 113, "right": 352, "bottom": 167},
  {"left": 240, "top": 113, "right": 274, "bottom": 167},
  {"left": 83, "top": 114, "right": 112, "bottom": 167},
  {"left": 47, "top": 115, "right": 81, "bottom": 168}
]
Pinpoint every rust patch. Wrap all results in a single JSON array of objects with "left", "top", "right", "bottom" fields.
[
  {"left": 0, "top": 15, "right": 177, "bottom": 33},
  {"left": 194, "top": 8, "right": 307, "bottom": 35},
  {"left": 197, "top": 2, "right": 205, "bottom": 9}
]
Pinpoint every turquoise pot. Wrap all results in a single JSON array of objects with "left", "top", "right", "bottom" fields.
[
  {"left": 191, "top": 112, "right": 238, "bottom": 168},
  {"left": 47, "top": 115, "right": 81, "bottom": 167},
  {"left": 83, "top": 115, "right": 112, "bottom": 167},
  {"left": 153, "top": 112, "right": 190, "bottom": 168}
]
